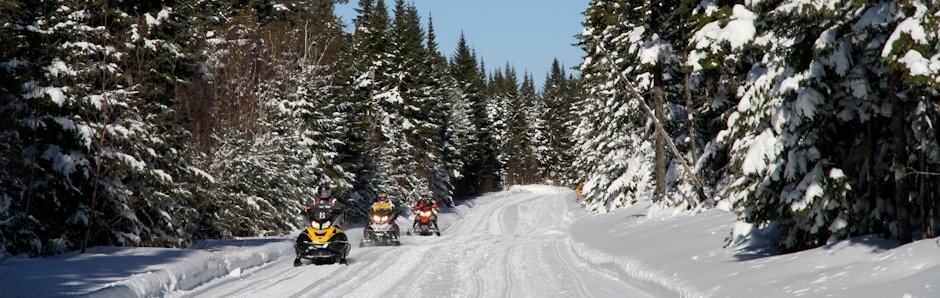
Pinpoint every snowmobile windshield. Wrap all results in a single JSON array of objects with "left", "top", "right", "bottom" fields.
[{"left": 307, "top": 206, "right": 335, "bottom": 222}]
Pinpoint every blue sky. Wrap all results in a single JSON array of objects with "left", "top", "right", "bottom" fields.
[{"left": 335, "top": 0, "right": 589, "bottom": 89}]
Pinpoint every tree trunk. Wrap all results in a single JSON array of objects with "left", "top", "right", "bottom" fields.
[
  {"left": 867, "top": 120, "right": 882, "bottom": 235},
  {"left": 684, "top": 72, "right": 699, "bottom": 164},
  {"left": 653, "top": 71, "right": 667, "bottom": 203},
  {"left": 925, "top": 102, "right": 940, "bottom": 238},
  {"left": 892, "top": 96, "right": 913, "bottom": 244},
  {"left": 919, "top": 136, "right": 931, "bottom": 238}
]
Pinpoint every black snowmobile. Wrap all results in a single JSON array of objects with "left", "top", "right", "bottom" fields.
[{"left": 360, "top": 208, "right": 401, "bottom": 247}]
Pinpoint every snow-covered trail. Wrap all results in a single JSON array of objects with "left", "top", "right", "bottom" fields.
[{"left": 180, "top": 188, "right": 648, "bottom": 298}]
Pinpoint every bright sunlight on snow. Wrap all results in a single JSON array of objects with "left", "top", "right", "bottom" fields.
[{"left": 1, "top": 186, "right": 936, "bottom": 297}]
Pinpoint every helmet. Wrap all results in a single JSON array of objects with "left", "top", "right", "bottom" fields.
[
  {"left": 377, "top": 192, "right": 388, "bottom": 201},
  {"left": 318, "top": 186, "right": 331, "bottom": 199}
]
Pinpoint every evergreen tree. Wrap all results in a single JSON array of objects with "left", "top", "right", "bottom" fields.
[
  {"left": 426, "top": 14, "right": 458, "bottom": 205},
  {"left": 0, "top": 0, "right": 203, "bottom": 255},
  {"left": 344, "top": 0, "right": 395, "bottom": 210},
  {"left": 540, "top": 59, "right": 578, "bottom": 185},
  {"left": 574, "top": 0, "right": 656, "bottom": 212},
  {"left": 450, "top": 34, "right": 498, "bottom": 195},
  {"left": 721, "top": 1, "right": 940, "bottom": 251},
  {"left": 190, "top": 0, "right": 352, "bottom": 238},
  {"left": 517, "top": 72, "right": 543, "bottom": 184}
]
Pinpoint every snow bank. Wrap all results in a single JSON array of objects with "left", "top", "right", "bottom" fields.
[
  {"left": 88, "top": 240, "right": 292, "bottom": 298},
  {"left": 0, "top": 239, "right": 293, "bottom": 297},
  {"left": 567, "top": 199, "right": 940, "bottom": 298}
]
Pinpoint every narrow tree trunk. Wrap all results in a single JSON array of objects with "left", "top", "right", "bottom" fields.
[
  {"left": 919, "top": 136, "right": 931, "bottom": 238},
  {"left": 892, "top": 96, "right": 913, "bottom": 244},
  {"left": 925, "top": 103, "right": 940, "bottom": 237},
  {"left": 684, "top": 72, "right": 699, "bottom": 164},
  {"left": 867, "top": 121, "right": 882, "bottom": 235},
  {"left": 653, "top": 71, "right": 667, "bottom": 203}
]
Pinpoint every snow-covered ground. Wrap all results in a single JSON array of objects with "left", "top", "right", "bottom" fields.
[{"left": 1, "top": 185, "right": 937, "bottom": 297}]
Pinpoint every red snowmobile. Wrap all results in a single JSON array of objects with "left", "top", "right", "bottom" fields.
[{"left": 408, "top": 199, "right": 440, "bottom": 236}]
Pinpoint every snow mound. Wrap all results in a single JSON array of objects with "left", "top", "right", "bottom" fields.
[{"left": 510, "top": 184, "right": 574, "bottom": 195}]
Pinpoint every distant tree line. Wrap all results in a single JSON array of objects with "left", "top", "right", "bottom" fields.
[{"left": 0, "top": 0, "right": 580, "bottom": 257}]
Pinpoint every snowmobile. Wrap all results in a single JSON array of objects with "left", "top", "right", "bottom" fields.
[
  {"left": 408, "top": 205, "right": 440, "bottom": 236},
  {"left": 360, "top": 208, "right": 401, "bottom": 247},
  {"left": 294, "top": 205, "right": 350, "bottom": 266}
]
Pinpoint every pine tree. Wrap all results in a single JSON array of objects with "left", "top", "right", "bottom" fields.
[
  {"left": 540, "top": 59, "right": 578, "bottom": 185},
  {"left": 450, "top": 34, "right": 497, "bottom": 195},
  {"left": 713, "top": 1, "right": 940, "bottom": 251},
  {"left": 517, "top": 72, "right": 543, "bottom": 184},
  {"left": 426, "top": 14, "right": 458, "bottom": 205},
  {"left": 0, "top": 0, "right": 203, "bottom": 255},
  {"left": 344, "top": 0, "right": 396, "bottom": 210},
  {"left": 574, "top": 0, "right": 657, "bottom": 212}
]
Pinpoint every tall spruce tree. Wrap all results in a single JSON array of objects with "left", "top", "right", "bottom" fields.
[
  {"left": 575, "top": 0, "right": 657, "bottom": 212},
  {"left": 541, "top": 59, "right": 578, "bottom": 185},
  {"left": 450, "top": 34, "right": 498, "bottom": 195},
  {"left": 426, "top": 14, "right": 457, "bottom": 205}
]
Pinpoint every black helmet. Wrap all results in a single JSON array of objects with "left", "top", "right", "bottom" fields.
[{"left": 318, "top": 186, "right": 331, "bottom": 199}]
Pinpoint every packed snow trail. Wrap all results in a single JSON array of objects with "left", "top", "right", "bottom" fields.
[{"left": 179, "top": 187, "right": 650, "bottom": 297}]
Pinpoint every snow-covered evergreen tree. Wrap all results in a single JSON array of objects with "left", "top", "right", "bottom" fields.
[
  {"left": 426, "top": 15, "right": 458, "bottom": 205},
  {"left": 0, "top": 0, "right": 203, "bottom": 255},
  {"left": 450, "top": 34, "right": 499, "bottom": 195},
  {"left": 539, "top": 59, "right": 578, "bottom": 185},
  {"left": 574, "top": 0, "right": 658, "bottom": 212},
  {"left": 189, "top": 1, "right": 352, "bottom": 238}
]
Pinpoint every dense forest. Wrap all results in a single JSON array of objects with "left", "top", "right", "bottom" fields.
[
  {"left": 0, "top": 0, "right": 579, "bottom": 257},
  {"left": 2, "top": 0, "right": 939, "bottom": 258},
  {"left": 576, "top": 0, "right": 940, "bottom": 252}
]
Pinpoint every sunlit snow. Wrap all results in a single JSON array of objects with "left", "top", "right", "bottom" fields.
[{"left": 2, "top": 186, "right": 935, "bottom": 297}]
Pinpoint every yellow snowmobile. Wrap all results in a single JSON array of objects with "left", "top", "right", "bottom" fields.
[{"left": 294, "top": 205, "right": 350, "bottom": 266}]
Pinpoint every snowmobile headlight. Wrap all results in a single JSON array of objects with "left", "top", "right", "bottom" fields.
[
  {"left": 372, "top": 215, "right": 382, "bottom": 222},
  {"left": 311, "top": 221, "right": 320, "bottom": 229},
  {"left": 380, "top": 216, "right": 389, "bottom": 222},
  {"left": 419, "top": 210, "right": 432, "bottom": 217},
  {"left": 322, "top": 221, "right": 332, "bottom": 228}
]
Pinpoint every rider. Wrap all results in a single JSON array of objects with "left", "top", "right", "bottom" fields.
[
  {"left": 305, "top": 186, "right": 345, "bottom": 227},
  {"left": 372, "top": 192, "right": 395, "bottom": 212},
  {"left": 411, "top": 193, "right": 439, "bottom": 230}
]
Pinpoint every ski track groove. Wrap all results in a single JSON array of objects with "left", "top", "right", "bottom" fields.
[
  {"left": 218, "top": 262, "right": 300, "bottom": 297},
  {"left": 183, "top": 249, "right": 307, "bottom": 298},
  {"left": 285, "top": 238, "right": 400, "bottom": 298},
  {"left": 286, "top": 261, "right": 352, "bottom": 298},
  {"left": 467, "top": 243, "right": 489, "bottom": 297},
  {"left": 447, "top": 196, "right": 518, "bottom": 297},
  {"left": 383, "top": 244, "right": 441, "bottom": 298},
  {"left": 299, "top": 246, "right": 403, "bottom": 298},
  {"left": 503, "top": 241, "right": 516, "bottom": 298},
  {"left": 552, "top": 237, "right": 596, "bottom": 298}
]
